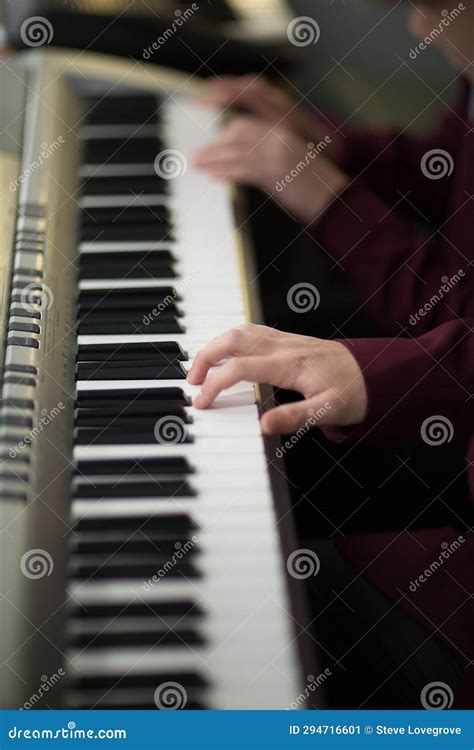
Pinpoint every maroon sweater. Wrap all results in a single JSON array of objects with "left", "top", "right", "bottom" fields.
[{"left": 312, "top": 82, "right": 474, "bottom": 707}]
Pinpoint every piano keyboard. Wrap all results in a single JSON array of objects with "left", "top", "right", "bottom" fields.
[{"left": 0, "top": 49, "right": 310, "bottom": 710}]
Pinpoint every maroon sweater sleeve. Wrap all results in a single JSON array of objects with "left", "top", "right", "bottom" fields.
[
  {"left": 310, "top": 181, "right": 472, "bottom": 336},
  {"left": 341, "top": 81, "right": 469, "bottom": 224},
  {"left": 326, "top": 320, "right": 474, "bottom": 445}
]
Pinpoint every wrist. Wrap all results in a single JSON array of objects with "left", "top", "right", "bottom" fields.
[{"left": 303, "top": 170, "right": 350, "bottom": 225}]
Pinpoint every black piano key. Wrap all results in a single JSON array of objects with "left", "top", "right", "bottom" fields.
[
  {"left": 76, "top": 398, "right": 189, "bottom": 415},
  {"left": 70, "top": 600, "right": 202, "bottom": 618},
  {"left": 73, "top": 480, "right": 196, "bottom": 498},
  {"left": 81, "top": 175, "right": 168, "bottom": 196},
  {"left": 80, "top": 262, "right": 175, "bottom": 280},
  {"left": 84, "top": 137, "right": 164, "bottom": 164},
  {"left": 77, "top": 319, "right": 184, "bottom": 335},
  {"left": 75, "top": 409, "right": 191, "bottom": 428},
  {"left": 77, "top": 341, "right": 186, "bottom": 360},
  {"left": 73, "top": 427, "right": 192, "bottom": 445},
  {"left": 74, "top": 513, "right": 196, "bottom": 534},
  {"left": 80, "top": 286, "right": 177, "bottom": 304},
  {"left": 68, "top": 689, "right": 206, "bottom": 710},
  {"left": 76, "top": 362, "right": 186, "bottom": 380},
  {"left": 79, "top": 306, "right": 181, "bottom": 321},
  {"left": 72, "top": 559, "right": 198, "bottom": 580},
  {"left": 80, "top": 249, "right": 175, "bottom": 263},
  {"left": 81, "top": 205, "right": 170, "bottom": 226},
  {"left": 76, "top": 386, "right": 190, "bottom": 406},
  {"left": 80, "top": 224, "right": 174, "bottom": 242},
  {"left": 73, "top": 535, "right": 197, "bottom": 556},
  {"left": 79, "top": 251, "right": 175, "bottom": 280},
  {"left": 70, "top": 671, "right": 206, "bottom": 688},
  {"left": 77, "top": 357, "right": 183, "bottom": 368},
  {"left": 75, "top": 456, "right": 194, "bottom": 476},
  {"left": 83, "top": 95, "right": 159, "bottom": 125},
  {"left": 69, "top": 629, "right": 203, "bottom": 648}
]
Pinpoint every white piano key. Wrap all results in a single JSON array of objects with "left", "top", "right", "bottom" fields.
[
  {"left": 76, "top": 378, "right": 255, "bottom": 399},
  {"left": 80, "top": 194, "right": 170, "bottom": 208}
]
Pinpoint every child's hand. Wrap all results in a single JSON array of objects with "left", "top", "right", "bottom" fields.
[
  {"left": 194, "top": 116, "right": 349, "bottom": 224},
  {"left": 201, "top": 75, "right": 346, "bottom": 164},
  {"left": 187, "top": 323, "right": 368, "bottom": 435}
]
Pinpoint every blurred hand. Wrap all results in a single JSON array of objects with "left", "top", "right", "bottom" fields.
[
  {"left": 187, "top": 324, "right": 368, "bottom": 435},
  {"left": 194, "top": 116, "right": 349, "bottom": 224},
  {"left": 202, "top": 74, "right": 346, "bottom": 164}
]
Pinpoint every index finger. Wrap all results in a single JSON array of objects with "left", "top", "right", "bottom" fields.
[{"left": 187, "top": 325, "right": 279, "bottom": 384}]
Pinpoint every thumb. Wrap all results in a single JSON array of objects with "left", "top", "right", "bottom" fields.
[{"left": 261, "top": 399, "right": 315, "bottom": 436}]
